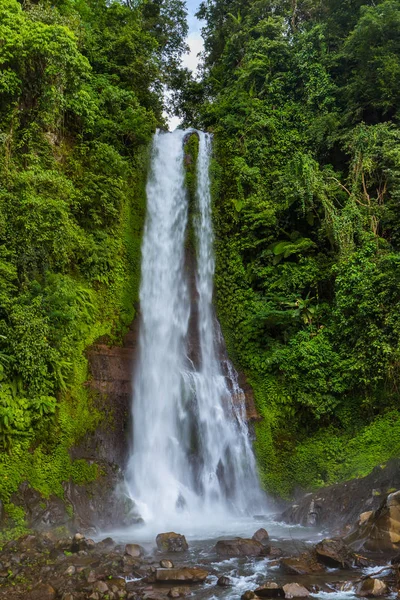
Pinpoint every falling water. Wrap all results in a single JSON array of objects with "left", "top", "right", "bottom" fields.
[{"left": 126, "top": 129, "right": 265, "bottom": 533}]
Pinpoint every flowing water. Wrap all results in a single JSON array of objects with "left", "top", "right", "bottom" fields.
[
  {"left": 109, "top": 129, "right": 389, "bottom": 600},
  {"left": 125, "top": 129, "right": 265, "bottom": 535}
]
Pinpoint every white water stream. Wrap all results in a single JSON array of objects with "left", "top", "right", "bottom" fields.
[{"left": 125, "top": 129, "right": 265, "bottom": 535}]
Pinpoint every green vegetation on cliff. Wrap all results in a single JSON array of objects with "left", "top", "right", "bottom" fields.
[
  {"left": 175, "top": 0, "right": 400, "bottom": 496},
  {"left": 0, "top": 0, "right": 187, "bottom": 535}
]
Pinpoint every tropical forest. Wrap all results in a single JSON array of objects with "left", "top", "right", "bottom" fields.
[{"left": 0, "top": 0, "right": 400, "bottom": 598}]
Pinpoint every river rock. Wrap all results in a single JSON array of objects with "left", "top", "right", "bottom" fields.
[
  {"left": 315, "top": 538, "right": 354, "bottom": 568},
  {"left": 125, "top": 543, "right": 144, "bottom": 558},
  {"left": 280, "top": 553, "right": 325, "bottom": 575},
  {"left": 217, "top": 575, "right": 232, "bottom": 586},
  {"left": 346, "top": 490, "right": 400, "bottom": 553},
  {"left": 254, "top": 582, "right": 284, "bottom": 597},
  {"left": 215, "top": 537, "right": 266, "bottom": 557},
  {"left": 356, "top": 578, "right": 388, "bottom": 597},
  {"left": 28, "top": 583, "right": 56, "bottom": 600},
  {"left": 242, "top": 593, "right": 257, "bottom": 600},
  {"left": 283, "top": 583, "right": 310, "bottom": 598},
  {"left": 253, "top": 528, "right": 270, "bottom": 546},
  {"left": 93, "top": 580, "right": 109, "bottom": 593},
  {"left": 155, "top": 567, "right": 208, "bottom": 583},
  {"left": 160, "top": 559, "right": 174, "bottom": 568},
  {"left": 156, "top": 532, "right": 188, "bottom": 552},
  {"left": 167, "top": 586, "right": 190, "bottom": 597}
]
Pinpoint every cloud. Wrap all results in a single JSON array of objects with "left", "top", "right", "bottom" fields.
[{"left": 182, "top": 31, "right": 204, "bottom": 74}]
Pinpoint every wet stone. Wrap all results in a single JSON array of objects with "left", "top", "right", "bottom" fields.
[
  {"left": 217, "top": 575, "right": 232, "bottom": 586},
  {"left": 283, "top": 583, "right": 310, "bottom": 598},
  {"left": 215, "top": 538, "right": 266, "bottom": 557},
  {"left": 156, "top": 532, "right": 188, "bottom": 552},
  {"left": 356, "top": 578, "right": 388, "bottom": 597},
  {"left": 167, "top": 586, "right": 190, "bottom": 597},
  {"left": 255, "top": 582, "right": 285, "bottom": 597},
  {"left": 254, "top": 581, "right": 285, "bottom": 598},
  {"left": 160, "top": 559, "right": 174, "bottom": 568},
  {"left": 125, "top": 544, "right": 144, "bottom": 558},
  {"left": 155, "top": 567, "right": 208, "bottom": 583},
  {"left": 252, "top": 528, "right": 270, "bottom": 546}
]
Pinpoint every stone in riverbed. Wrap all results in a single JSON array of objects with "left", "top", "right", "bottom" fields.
[
  {"left": 356, "top": 578, "right": 388, "bottom": 597},
  {"left": 168, "top": 586, "right": 190, "bottom": 597},
  {"left": 160, "top": 559, "right": 174, "bottom": 568},
  {"left": 217, "top": 575, "right": 232, "bottom": 586},
  {"left": 315, "top": 538, "right": 354, "bottom": 568},
  {"left": 254, "top": 582, "right": 284, "bottom": 597},
  {"left": 155, "top": 567, "right": 208, "bottom": 583},
  {"left": 283, "top": 583, "right": 310, "bottom": 598},
  {"left": 28, "top": 583, "right": 56, "bottom": 600},
  {"left": 280, "top": 553, "right": 325, "bottom": 575},
  {"left": 125, "top": 543, "right": 144, "bottom": 558},
  {"left": 156, "top": 532, "right": 188, "bottom": 552},
  {"left": 345, "top": 490, "right": 400, "bottom": 553},
  {"left": 242, "top": 592, "right": 257, "bottom": 600},
  {"left": 93, "top": 580, "right": 109, "bottom": 593},
  {"left": 215, "top": 537, "right": 266, "bottom": 557},
  {"left": 253, "top": 528, "right": 270, "bottom": 545}
]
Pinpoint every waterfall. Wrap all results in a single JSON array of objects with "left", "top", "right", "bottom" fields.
[{"left": 125, "top": 129, "right": 265, "bottom": 532}]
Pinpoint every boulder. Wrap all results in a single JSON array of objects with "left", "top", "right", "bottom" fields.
[
  {"left": 215, "top": 538, "right": 266, "bottom": 557},
  {"left": 356, "top": 578, "right": 388, "bottom": 597},
  {"left": 315, "top": 538, "right": 354, "bottom": 568},
  {"left": 253, "top": 528, "right": 270, "bottom": 546},
  {"left": 156, "top": 532, "right": 188, "bottom": 552},
  {"left": 28, "top": 583, "right": 56, "bottom": 600},
  {"left": 280, "top": 460, "right": 400, "bottom": 530},
  {"left": 125, "top": 543, "right": 144, "bottom": 558},
  {"left": 280, "top": 554, "right": 325, "bottom": 575},
  {"left": 283, "top": 583, "right": 310, "bottom": 598},
  {"left": 254, "top": 582, "right": 284, "bottom": 597},
  {"left": 346, "top": 490, "right": 400, "bottom": 553},
  {"left": 155, "top": 567, "right": 208, "bottom": 583}
]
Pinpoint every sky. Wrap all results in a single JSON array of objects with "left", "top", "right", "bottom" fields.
[{"left": 168, "top": 0, "right": 204, "bottom": 129}]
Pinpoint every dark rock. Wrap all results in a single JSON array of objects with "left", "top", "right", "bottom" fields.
[
  {"left": 269, "top": 547, "right": 284, "bottom": 558},
  {"left": 252, "top": 528, "right": 270, "bottom": 546},
  {"left": 160, "top": 560, "right": 174, "bottom": 568},
  {"left": 154, "top": 567, "right": 208, "bottom": 583},
  {"left": 242, "top": 592, "right": 257, "bottom": 600},
  {"left": 280, "top": 554, "right": 325, "bottom": 575},
  {"left": 217, "top": 575, "right": 232, "bottom": 586},
  {"left": 28, "top": 583, "right": 56, "bottom": 600},
  {"left": 254, "top": 582, "right": 284, "bottom": 597},
  {"left": 315, "top": 538, "right": 354, "bottom": 568},
  {"left": 356, "top": 578, "right": 388, "bottom": 597},
  {"left": 283, "top": 583, "right": 310, "bottom": 598},
  {"left": 156, "top": 532, "right": 188, "bottom": 552},
  {"left": 345, "top": 490, "right": 400, "bottom": 553},
  {"left": 215, "top": 538, "right": 266, "bottom": 557},
  {"left": 167, "top": 586, "right": 190, "bottom": 598},
  {"left": 281, "top": 459, "right": 400, "bottom": 530}
]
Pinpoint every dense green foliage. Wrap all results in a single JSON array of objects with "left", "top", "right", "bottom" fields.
[
  {"left": 177, "top": 0, "right": 400, "bottom": 495},
  {"left": 0, "top": 0, "right": 187, "bottom": 535}
]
